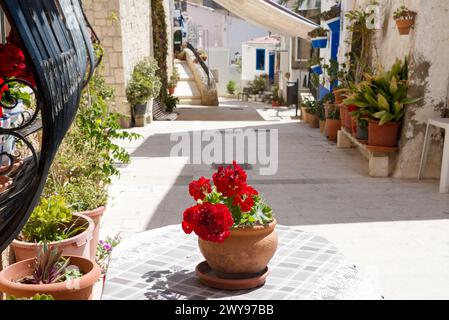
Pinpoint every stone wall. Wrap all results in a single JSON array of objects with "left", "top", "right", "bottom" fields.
[
  {"left": 342, "top": 0, "right": 449, "bottom": 178},
  {"left": 82, "top": 0, "right": 154, "bottom": 126}
]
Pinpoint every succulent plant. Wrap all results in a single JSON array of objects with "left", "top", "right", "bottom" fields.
[{"left": 31, "top": 243, "right": 71, "bottom": 285}]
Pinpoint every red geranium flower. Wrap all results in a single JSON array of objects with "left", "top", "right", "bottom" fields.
[
  {"left": 189, "top": 177, "right": 212, "bottom": 201},
  {"left": 212, "top": 161, "right": 247, "bottom": 197},
  {"left": 232, "top": 185, "right": 258, "bottom": 212},
  {"left": 182, "top": 202, "right": 234, "bottom": 243},
  {"left": 0, "top": 77, "right": 8, "bottom": 102},
  {"left": 0, "top": 42, "right": 36, "bottom": 88}
]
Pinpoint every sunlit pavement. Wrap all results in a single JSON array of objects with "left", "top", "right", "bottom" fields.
[{"left": 102, "top": 98, "right": 449, "bottom": 299}]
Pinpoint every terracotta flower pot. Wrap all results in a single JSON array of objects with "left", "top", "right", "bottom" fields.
[
  {"left": 11, "top": 214, "right": 94, "bottom": 262},
  {"left": 78, "top": 206, "right": 106, "bottom": 261},
  {"left": 368, "top": 120, "right": 401, "bottom": 147},
  {"left": 300, "top": 107, "right": 307, "bottom": 121},
  {"left": 0, "top": 256, "right": 101, "bottom": 300},
  {"left": 198, "top": 220, "right": 278, "bottom": 277},
  {"left": 168, "top": 86, "right": 175, "bottom": 95},
  {"left": 304, "top": 112, "right": 311, "bottom": 124},
  {"left": 339, "top": 105, "right": 347, "bottom": 129},
  {"left": 272, "top": 101, "right": 280, "bottom": 107},
  {"left": 324, "top": 103, "right": 338, "bottom": 119},
  {"left": 333, "top": 90, "right": 345, "bottom": 104},
  {"left": 308, "top": 114, "right": 319, "bottom": 128},
  {"left": 319, "top": 120, "right": 326, "bottom": 133},
  {"left": 396, "top": 19, "right": 414, "bottom": 35},
  {"left": 326, "top": 119, "right": 341, "bottom": 141}
]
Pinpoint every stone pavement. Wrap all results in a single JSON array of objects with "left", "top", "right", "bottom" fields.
[{"left": 102, "top": 98, "right": 449, "bottom": 300}]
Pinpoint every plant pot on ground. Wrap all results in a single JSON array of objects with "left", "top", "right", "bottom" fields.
[
  {"left": 126, "top": 57, "right": 162, "bottom": 127},
  {"left": 394, "top": 6, "right": 417, "bottom": 35},
  {"left": 326, "top": 108, "right": 341, "bottom": 141},
  {"left": 356, "top": 119, "right": 369, "bottom": 141},
  {"left": 368, "top": 120, "right": 401, "bottom": 147},
  {"left": 164, "top": 93, "right": 179, "bottom": 113},
  {"left": 182, "top": 162, "right": 277, "bottom": 284},
  {"left": 0, "top": 244, "right": 101, "bottom": 300},
  {"left": 11, "top": 196, "right": 94, "bottom": 262}
]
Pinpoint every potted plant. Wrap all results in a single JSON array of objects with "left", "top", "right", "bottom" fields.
[
  {"left": 326, "top": 108, "right": 341, "bottom": 141},
  {"left": 321, "top": 3, "right": 341, "bottom": 25},
  {"left": 126, "top": 57, "right": 162, "bottom": 127},
  {"left": 307, "top": 27, "right": 329, "bottom": 48},
  {"left": 11, "top": 196, "right": 94, "bottom": 262},
  {"left": 271, "top": 85, "right": 282, "bottom": 107},
  {"left": 164, "top": 93, "right": 179, "bottom": 113},
  {"left": 308, "top": 56, "right": 324, "bottom": 75},
  {"left": 306, "top": 101, "right": 319, "bottom": 128},
  {"left": 226, "top": 80, "right": 238, "bottom": 96},
  {"left": 393, "top": 5, "right": 417, "bottom": 35},
  {"left": 344, "top": 58, "right": 420, "bottom": 147},
  {"left": 182, "top": 162, "right": 277, "bottom": 283},
  {"left": 0, "top": 243, "right": 101, "bottom": 300},
  {"left": 318, "top": 101, "right": 326, "bottom": 133},
  {"left": 168, "top": 77, "right": 177, "bottom": 95}
]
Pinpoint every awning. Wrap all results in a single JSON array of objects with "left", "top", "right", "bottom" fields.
[{"left": 212, "top": 0, "right": 319, "bottom": 39}]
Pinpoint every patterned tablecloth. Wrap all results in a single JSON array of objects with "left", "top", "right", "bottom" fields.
[{"left": 102, "top": 225, "right": 382, "bottom": 300}]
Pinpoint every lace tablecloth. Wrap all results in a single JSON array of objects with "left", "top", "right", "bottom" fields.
[{"left": 102, "top": 225, "right": 382, "bottom": 300}]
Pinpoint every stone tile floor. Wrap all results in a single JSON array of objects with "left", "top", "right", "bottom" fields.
[{"left": 101, "top": 99, "right": 449, "bottom": 299}]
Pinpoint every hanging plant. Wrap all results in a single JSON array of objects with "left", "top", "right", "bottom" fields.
[
  {"left": 393, "top": 5, "right": 417, "bottom": 35},
  {"left": 320, "top": 3, "right": 341, "bottom": 22},
  {"left": 151, "top": 0, "right": 169, "bottom": 99}
]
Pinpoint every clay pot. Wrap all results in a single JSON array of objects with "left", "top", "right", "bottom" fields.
[
  {"left": 0, "top": 256, "right": 101, "bottom": 300},
  {"left": 396, "top": 19, "right": 414, "bottom": 35},
  {"left": 326, "top": 119, "right": 341, "bottom": 141},
  {"left": 272, "top": 101, "right": 280, "bottom": 107},
  {"left": 78, "top": 206, "right": 106, "bottom": 261},
  {"left": 368, "top": 120, "right": 401, "bottom": 147},
  {"left": 198, "top": 220, "right": 278, "bottom": 277},
  {"left": 168, "top": 86, "right": 176, "bottom": 95},
  {"left": 300, "top": 106, "right": 308, "bottom": 121},
  {"left": 319, "top": 120, "right": 326, "bottom": 133},
  {"left": 339, "top": 105, "right": 347, "bottom": 129},
  {"left": 11, "top": 214, "right": 94, "bottom": 262},
  {"left": 308, "top": 114, "right": 319, "bottom": 128},
  {"left": 333, "top": 89, "right": 345, "bottom": 104},
  {"left": 304, "top": 112, "right": 311, "bottom": 124},
  {"left": 324, "top": 103, "right": 338, "bottom": 119}
]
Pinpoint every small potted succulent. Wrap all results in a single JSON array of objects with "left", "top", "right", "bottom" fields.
[
  {"left": 393, "top": 5, "right": 417, "bottom": 35},
  {"left": 126, "top": 57, "right": 162, "bottom": 127},
  {"left": 182, "top": 162, "right": 277, "bottom": 285},
  {"left": 11, "top": 195, "right": 94, "bottom": 262},
  {"left": 307, "top": 27, "right": 329, "bottom": 48},
  {"left": 0, "top": 243, "right": 101, "bottom": 300}
]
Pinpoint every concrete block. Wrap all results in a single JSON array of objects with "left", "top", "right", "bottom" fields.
[
  {"left": 369, "top": 155, "right": 389, "bottom": 177},
  {"left": 337, "top": 130, "right": 352, "bottom": 149}
]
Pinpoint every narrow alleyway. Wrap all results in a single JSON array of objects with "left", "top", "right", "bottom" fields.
[{"left": 102, "top": 99, "right": 449, "bottom": 299}]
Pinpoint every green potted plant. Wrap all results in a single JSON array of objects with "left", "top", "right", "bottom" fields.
[
  {"left": 226, "top": 80, "right": 238, "bottom": 96},
  {"left": 306, "top": 100, "right": 320, "bottom": 128},
  {"left": 0, "top": 243, "right": 101, "bottom": 300},
  {"left": 308, "top": 27, "right": 329, "bottom": 48},
  {"left": 126, "top": 57, "right": 162, "bottom": 127},
  {"left": 393, "top": 5, "right": 417, "bottom": 35},
  {"left": 344, "top": 58, "right": 421, "bottom": 147},
  {"left": 182, "top": 163, "right": 277, "bottom": 287},
  {"left": 326, "top": 107, "right": 341, "bottom": 141},
  {"left": 164, "top": 93, "right": 179, "bottom": 113},
  {"left": 320, "top": 3, "right": 341, "bottom": 23},
  {"left": 271, "top": 85, "right": 282, "bottom": 107},
  {"left": 168, "top": 77, "right": 177, "bottom": 95},
  {"left": 10, "top": 196, "right": 94, "bottom": 262}
]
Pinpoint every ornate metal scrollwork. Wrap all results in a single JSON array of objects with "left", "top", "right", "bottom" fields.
[{"left": 0, "top": 0, "right": 99, "bottom": 252}]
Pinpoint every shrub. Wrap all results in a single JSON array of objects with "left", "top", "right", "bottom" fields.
[
  {"left": 226, "top": 80, "right": 238, "bottom": 95},
  {"left": 126, "top": 57, "right": 162, "bottom": 106}
]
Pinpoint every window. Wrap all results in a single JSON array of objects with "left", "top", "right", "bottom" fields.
[
  {"left": 256, "top": 49, "right": 265, "bottom": 71},
  {"left": 295, "top": 37, "right": 307, "bottom": 62}
]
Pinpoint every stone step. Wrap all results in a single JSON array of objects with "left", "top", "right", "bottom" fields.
[
  {"left": 174, "top": 80, "right": 201, "bottom": 98},
  {"left": 178, "top": 98, "right": 202, "bottom": 105}
]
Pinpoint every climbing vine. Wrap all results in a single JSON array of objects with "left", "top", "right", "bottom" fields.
[{"left": 151, "top": 0, "right": 169, "bottom": 98}]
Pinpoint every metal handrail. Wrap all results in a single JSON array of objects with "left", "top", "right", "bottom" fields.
[{"left": 186, "top": 41, "right": 211, "bottom": 88}]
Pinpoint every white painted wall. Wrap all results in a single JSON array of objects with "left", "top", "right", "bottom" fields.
[{"left": 241, "top": 43, "right": 277, "bottom": 81}]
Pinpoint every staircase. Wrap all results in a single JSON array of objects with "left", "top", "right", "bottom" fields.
[{"left": 174, "top": 60, "right": 202, "bottom": 105}]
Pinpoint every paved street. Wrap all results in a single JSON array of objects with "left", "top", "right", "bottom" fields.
[{"left": 102, "top": 99, "right": 449, "bottom": 300}]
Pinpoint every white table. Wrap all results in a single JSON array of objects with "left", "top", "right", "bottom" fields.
[
  {"left": 102, "top": 225, "right": 382, "bottom": 300},
  {"left": 418, "top": 118, "right": 449, "bottom": 193}
]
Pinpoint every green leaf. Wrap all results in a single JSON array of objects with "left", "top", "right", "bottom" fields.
[
  {"left": 379, "top": 112, "right": 395, "bottom": 125},
  {"left": 377, "top": 93, "right": 390, "bottom": 111},
  {"left": 390, "top": 76, "right": 398, "bottom": 94}
]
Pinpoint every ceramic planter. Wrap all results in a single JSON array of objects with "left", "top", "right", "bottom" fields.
[
  {"left": 308, "top": 114, "right": 319, "bottom": 128},
  {"left": 368, "top": 120, "right": 401, "bottom": 147},
  {"left": 356, "top": 122, "right": 369, "bottom": 141},
  {"left": 198, "top": 220, "right": 278, "bottom": 276},
  {"left": 310, "top": 64, "right": 323, "bottom": 75},
  {"left": 133, "top": 103, "right": 147, "bottom": 117},
  {"left": 311, "top": 36, "right": 328, "bottom": 49},
  {"left": 396, "top": 19, "right": 415, "bottom": 35},
  {"left": 78, "top": 206, "right": 106, "bottom": 261},
  {"left": 326, "top": 119, "right": 341, "bottom": 141},
  {"left": 168, "top": 86, "right": 176, "bottom": 95},
  {"left": 0, "top": 256, "right": 101, "bottom": 300},
  {"left": 11, "top": 213, "right": 94, "bottom": 262}
]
